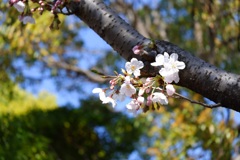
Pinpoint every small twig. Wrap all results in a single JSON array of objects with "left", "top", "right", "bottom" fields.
[
  {"left": 173, "top": 92, "right": 222, "bottom": 109},
  {"left": 102, "top": 75, "right": 117, "bottom": 79}
]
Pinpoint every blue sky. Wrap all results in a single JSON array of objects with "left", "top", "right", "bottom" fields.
[{"left": 24, "top": 26, "right": 111, "bottom": 106}]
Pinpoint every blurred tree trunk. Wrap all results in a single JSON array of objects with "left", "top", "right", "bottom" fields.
[{"left": 67, "top": 0, "right": 240, "bottom": 112}]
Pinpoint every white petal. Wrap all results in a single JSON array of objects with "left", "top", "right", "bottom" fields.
[
  {"left": 163, "top": 52, "right": 170, "bottom": 62},
  {"left": 151, "top": 62, "right": 159, "bottom": 66},
  {"left": 170, "top": 53, "right": 178, "bottom": 61},
  {"left": 138, "top": 87, "right": 145, "bottom": 96},
  {"left": 99, "top": 92, "right": 107, "bottom": 101},
  {"left": 166, "top": 84, "right": 175, "bottom": 96},
  {"left": 176, "top": 61, "right": 186, "bottom": 70},
  {"left": 23, "top": 16, "right": 35, "bottom": 24},
  {"left": 130, "top": 58, "right": 138, "bottom": 62},
  {"left": 153, "top": 92, "right": 168, "bottom": 104},
  {"left": 102, "top": 97, "right": 116, "bottom": 108},
  {"left": 125, "top": 62, "right": 132, "bottom": 73},
  {"left": 92, "top": 88, "right": 102, "bottom": 93},
  {"left": 112, "top": 93, "right": 125, "bottom": 102},
  {"left": 159, "top": 67, "right": 170, "bottom": 77},
  {"left": 126, "top": 100, "right": 139, "bottom": 112},
  {"left": 135, "top": 61, "right": 144, "bottom": 69},
  {"left": 173, "top": 73, "right": 180, "bottom": 83},
  {"left": 92, "top": 88, "right": 106, "bottom": 101},
  {"left": 124, "top": 76, "right": 131, "bottom": 83},
  {"left": 155, "top": 54, "right": 164, "bottom": 65},
  {"left": 137, "top": 96, "right": 144, "bottom": 104},
  {"left": 13, "top": 1, "right": 25, "bottom": 13},
  {"left": 133, "top": 70, "right": 140, "bottom": 77}
]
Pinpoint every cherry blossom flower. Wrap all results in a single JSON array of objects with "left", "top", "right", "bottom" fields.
[
  {"left": 112, "top": 92, "right": 125, "bottom": 102},
  {"left": 92, "top": 88, "right": 116, "bottom": 108},
  {"left": 92, "top": 50, "right": 185, "bottom": 112},
  {"left": 126, "top": 99, "right": 139, "bottom": 113},
  {"left": 125, "top": 58, "right": 144, "bottom": 77},
  {"left": 159, "top": 67, "right": 180, "bottom": 83},
  {"left": 159, "top": 53, "right": 185, "bottom": 83},
  {"left": 166, "top": 84, "right": 175, "bottom": 96},
  {"left": 164, "top": 53, "right": 185, "bottom": 73},
  {"left": 119, "top": 76, "right": 136, "bottom": 97},
  {"left": 152, "top": 92, "right": 168, "bottom": 105},
  {"left": 22, "top": 15, "right": 35, "bottom": 24},
  {"left": 151, "top": 52, "right": 169, "bottom": 66},
  {"left": 13, "top": 1, "right": 25, "bottom": 13},
  {"left": 101, "top": 96, "right": 116, "bottom": 108},
  {"left": 151, "top": 52, "right": 185, "bottom": 83},
  {"left": 92, "top": 88, "right": 107, "bottom": 101},
  {"left": 138, "top": 87, "right": 145, "bottom": 96},
  {"left": 137, "top": 96, "right": 145, "bottom": 105}
]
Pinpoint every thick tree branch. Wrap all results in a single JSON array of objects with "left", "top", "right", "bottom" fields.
[
  {"left": 67, "top": 0, "right": 240, "bottom": 112},
  {"left": 67, "top": 0, "right": 150, "bottom": 61}
]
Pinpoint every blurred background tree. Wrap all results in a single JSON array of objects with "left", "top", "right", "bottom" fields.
[{"left": 0, "top": 0, "right": 239, "bottom": 159}]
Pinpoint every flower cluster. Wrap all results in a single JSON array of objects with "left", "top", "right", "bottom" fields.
[
  {"left": 151, "top": 52, "right": 185, "bottom": 83},
  {"left": 9, "top": 0, "right": 67, "bottom": 27},
  {"left": 92, "top": 45, "right": 186, "bottom": 113},
  {"left": 9, "top": 0, "right": 35, "bottom": 24}
]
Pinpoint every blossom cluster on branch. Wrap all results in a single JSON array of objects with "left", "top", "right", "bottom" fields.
[
  {"left": 9, "top": 0, "right": 35, "bottom": 24},
  {"left": 9, "top": 0, "right": 70, "bottom": 29},
  {"left": 93, "top": 45, "right": 186, "bottom": 113}
]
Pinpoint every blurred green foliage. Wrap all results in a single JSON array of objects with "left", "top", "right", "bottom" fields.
[
  {"left": 0, "top": 87, "right": 150, "bottom": 159},
  {"left": 146, "top": 98, "right": 238, "bottom": 159}
]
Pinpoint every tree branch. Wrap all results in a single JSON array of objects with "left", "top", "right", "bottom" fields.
[
  {"left": 173, "top": 92, "right": 221, "bottom": 109},
  {"left": 42, "top": 58, "right": 106, "bottom": 83},
  {"left": 67, "top": 0, "right": 240, "bottom": 112}
]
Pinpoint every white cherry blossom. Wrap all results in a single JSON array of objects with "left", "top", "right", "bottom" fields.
[
  {"left": 151, "top": 52, "right": 169, "bottom": 66},
  {"left": 164, "top": 53, "right": 185, "bottom": 73},
  {"left": 13, "top": 1, "right": 25, "bottom": 13},
  {"left": 92, "top": 88, "right": 106, "bottom": 101},
  {"left": 92, "top": 88, "right": 116, "bottom": 108},
  {"left": 112, "top": 92, "right": 125, "bottom": 102},
  {"left": 152, "top": 92, "right": 168, "bottom": 105},
  {"left": 166, "top": 84, "right": 175, "bottom": 96},
  {"left": 125, "top": 58, "right": 144, "bottom": 77},
  {"left": 119, "top": 76, "right": 136, "bottom": 97},
  {"left": 126, "top": 100, "right": 139, "bottom": 113},
  {"left": 101, "top": 96, "right": 116, "bottom": 108},
  {"left": 151, "top": 52, "right": 185, "bottom": 83},
  {"left": 22, "top": 15, "right": 35, "bottom": 24},
  {"left": 137, "top": 96, "right": 144, "bottom": 105},
  {"left": 92, "top": 50, "right": 186, "bottom": 112},
  {"left": 159, "top": 67, "right": 180, "bottom": 83}
]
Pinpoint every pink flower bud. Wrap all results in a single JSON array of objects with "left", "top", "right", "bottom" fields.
[
  {"left": 138, "top": 87, "right": 145, "bottom": 96},
  {"left": 137, "top": 96, "right": 144, "bottom": 105},
  {"left": 145, "top": 88, "right": 151, "bottom": 93},
  {"left": 132, "top": 45, "right": 142, "bottom": 55},
  {"left": 166, "top": 84, "right": 175, "bottom": 96},
  {"left": 147, "top": 95, "right": 152, "bottom": 106},
  {"left": 9, "top": 0, "right": 18, "bottom": 5}
]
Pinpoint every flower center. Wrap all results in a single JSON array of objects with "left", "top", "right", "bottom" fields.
[
  {"left": 126, "top": 84, "right": 131, "bottom": 89},
  {"left": 131, "top": 66, "right": 136, "bottom": 71}
]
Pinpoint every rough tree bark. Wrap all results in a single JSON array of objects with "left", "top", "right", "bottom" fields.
[{"left": 67, "top": 0, "right": 240, "bottom": 112}]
